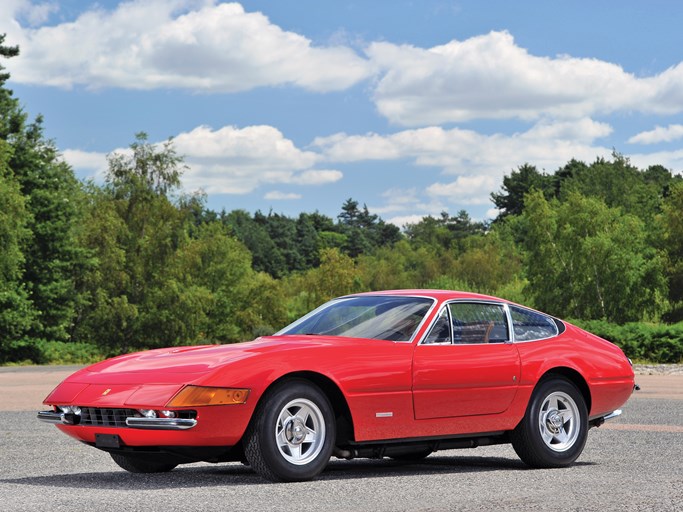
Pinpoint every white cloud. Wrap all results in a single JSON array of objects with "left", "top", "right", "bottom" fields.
[
  {"left": 380, "top": 188, "right": 444, "bottom": 214},
  {"left": 628, "top": 124, "right": 683, "bottom": 144},
  {"left": 264, "top": 191, "right": 302, "bottom": 200},
  {"left": 315, "top": 118, "right": 612, "bottom": 174},
  {"left": 385, "top": 214, "right": 427, "bottom": 228},
  {"left": 5, "top": 0, "right": 371, "bottom": 92},
  {"left": 485, "top": 208, "right": 500, "bottom": 220},
  {"left": 367, "top": 30, "right": 683, "bottom": 126},
  {"left": 7, "top": 0, "right": 58, "bottom": 26},
  {"left": 627, "top": 149, "right": 683, "bottom": 174},
  {"left": 316, "top": 118, "right": 614, "bottom": 210},
  {"left": 426, "top": 175, "right": 498, "bottom": 205},
  {"left": 61, "top": 148, "right": 108, "bottom": 180},
  {"left": 7, "top": 4, "right": 683, "bottom": 130},
  {"left": 173, "top": 125, "right": 342, "bottom": 194},
  {"left": 290, "top": 169, "right": 343, "bottom": 185},
  {"left": 63, "top": 124, "right": 343, "bottom": 195}
]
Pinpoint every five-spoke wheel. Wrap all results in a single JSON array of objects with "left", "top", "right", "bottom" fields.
[
  {"left": 511, "top": 377, "right": 588, "bottom": 468},
  {"left": 275, "top": 398, "right": 326, "bottom": 465},
  {"left": 244, "top": 380, "right": 335, "bottom": 482},
  {"left": 537, "top": 391, "right": 580, "bottom": 452}
]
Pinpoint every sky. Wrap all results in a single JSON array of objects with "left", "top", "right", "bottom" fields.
[{"left": 3, "top": 0, "right": 683, "bottom": 226}]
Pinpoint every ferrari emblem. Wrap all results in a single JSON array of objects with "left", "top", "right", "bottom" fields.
[{"left": 102, "top": 388, "right": 111, "bottom": 396}]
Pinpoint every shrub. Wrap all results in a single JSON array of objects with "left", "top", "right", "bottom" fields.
[
  {"left": 573, "top": 320, "right": 683, "bottom": 363},
  {"left": 0, "top": 339, "right": 103, "bottom": 365}
]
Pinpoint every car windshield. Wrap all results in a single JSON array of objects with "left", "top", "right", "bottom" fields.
[{"left": 277, "top": 296, "right": 434, "bottom": 342}]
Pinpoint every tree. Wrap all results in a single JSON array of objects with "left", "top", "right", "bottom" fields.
[
  {"left": 1, "top": 34, "right": 91, "bottom": 342},
  {"left": 74, "top": 134, "right": 193, "bottom": 351},
  {"left": 559, "top": 153, "right": 660, "bottom": 221},
  {"left": 308, "top": 248, "right": 360, "bottom": 304},
  {"left": 296, "top": 213, "right": 322, "bottom": 268},
  {"left": 452, "top": 231, "right": 522, "bottom": 293},
  {"left": 405, "top": 210, "right": 485, "bottom": 252},
  {"left": 491, "top": 164, "right": 552, "bottom": 220},
  {"left": 222, "top": 210, "right": 284, "bottom": 277},
  {"left": 0, "top": 139, "right": 34, "bottom": 347},
  {"left": 521, "top": 190, "right": 667, "bottom": 322},
  {"left": 661, "top": 182, "right": 683, "bottom": 321}
]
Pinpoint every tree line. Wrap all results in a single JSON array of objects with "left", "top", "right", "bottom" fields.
[{"left": 1, "top": 35, "right": 682, "bottom": 364}]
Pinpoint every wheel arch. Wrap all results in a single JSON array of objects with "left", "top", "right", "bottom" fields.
[
  {"left": 538, "top": 367, "right": 592, "bottom": 414},
  {"left": 255, "top": 371, "right": 355, "bottom": 445}
]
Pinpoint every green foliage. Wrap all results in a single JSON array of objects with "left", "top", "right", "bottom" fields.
[
  {"left": 493, "top": 154, "right": 682, "bottom": 224},
  {"left": 521, "top": 190, "right": 667, "bottom": 323},
  {"left": 308, "top": 248, "right": 361, "bottom": 303},
  {"left": 573, "top": 320, "right": 683, "bottom": 364},
  {"left": 1, "top": 36, "right": 92, "bottom": 344},
  {"left": 491, "top": 163, "right": 553, "bottom": 220},
  {"left": 558, "top": 153, "right": 672, "bottom": 221},
  {"left": 660, "top": 182, "right": 683, "bottom": 321},
  {"left": 0, "top": 339, "right": 47, "bottom": 365},
  {"left": 0, "top": 140, "right": 34, "bottom": 342},
  {"left": 405, "top": 210, "right": 486, "bottom": 251},
  {"left": 0, "top": 339, "right": 103, "bottom": 365}
]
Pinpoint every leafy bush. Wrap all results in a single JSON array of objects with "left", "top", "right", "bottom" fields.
[
  {"left": 37, "top": 340, "right": 104, "bottom": 365},
  {"left": 0, "top": 339, "right": 103, "bottom": 365},
  {"left": 0, "top": 339, "right": 48, "bottom": 365},
  {"left": 573, "top": 320, "right": 683, "bottom": 363}
]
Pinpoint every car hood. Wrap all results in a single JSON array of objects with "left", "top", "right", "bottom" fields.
[
  {"left": 44, "top": 336, "right": 403, "bottom": 406},
  {"left": 72, "top": 335, "right": 381, "bottom": 382}
]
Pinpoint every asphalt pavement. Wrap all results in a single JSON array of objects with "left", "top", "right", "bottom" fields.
[{"left": 0, "top": 367, "right": 681, "bottom": 511}]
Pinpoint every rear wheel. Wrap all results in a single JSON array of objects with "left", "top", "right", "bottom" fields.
[
  {"left": 511, "top": 377, "right": 588, "bottom": 468},
  {"left": 244, "top": 380, "right": 336, "bottom": 482},
  {"left": 109, "top": 452, "right": 178, "bottom": 473}
]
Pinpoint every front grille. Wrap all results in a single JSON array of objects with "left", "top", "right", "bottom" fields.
[
  {"left": 80, "top": 407, "right": 138, "bottom": 427},
  {"left": 76, "top": 407, "right": 197, "bottom": 428}
]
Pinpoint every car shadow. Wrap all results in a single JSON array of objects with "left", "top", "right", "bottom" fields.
[{"left": 0, "top": 455, "right": 597, "bottom": 489}]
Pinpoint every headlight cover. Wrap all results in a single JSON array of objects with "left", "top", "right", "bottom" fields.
[{"left": 166, "top": 385, "right": 250, "bottom": 407}]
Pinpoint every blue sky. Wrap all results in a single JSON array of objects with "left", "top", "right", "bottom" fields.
[{"left": 4, "top": 0, "right": 683, "bottom": 225}]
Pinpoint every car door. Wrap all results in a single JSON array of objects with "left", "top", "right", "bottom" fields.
[{"left": 412, "top": 301, "right": 521, "bottom": 420}]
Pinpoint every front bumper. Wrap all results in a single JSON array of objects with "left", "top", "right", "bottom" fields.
[{"left": 38, "top": 410, "right": 197, "bottom": 430}]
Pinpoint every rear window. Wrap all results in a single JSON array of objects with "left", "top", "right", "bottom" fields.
[{"left": 510, "top": 305, "right": 559, "bottom": 341}]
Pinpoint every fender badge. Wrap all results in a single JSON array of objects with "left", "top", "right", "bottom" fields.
[{"left": 102, "top": 388, "right": 111, "bottom": 396}]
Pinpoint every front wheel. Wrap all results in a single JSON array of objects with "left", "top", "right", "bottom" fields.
[
  {"left": 511, "top": 377, "right": 588, "bottom": 468},
  {"left": 244, "top": 380, "right": 336, "bottom": 482}
]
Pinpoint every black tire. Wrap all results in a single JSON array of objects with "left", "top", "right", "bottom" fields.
[
  {"left": 511, "top": 377, "right": 588, "bottom": 468},
  {"left": 244, "top": 380, "right": 336, "bottom": 482},
  {"left": 109, "top": 452, "right": 178, "bottom": 473}
]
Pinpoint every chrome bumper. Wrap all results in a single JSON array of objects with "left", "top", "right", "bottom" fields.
[
  {"left": 125, "top": 417, "right": 197, "bottom": 430},
  {"left": 38, "top": 410, "right": 197, "bottom": 430},
  {"left": 603, "top": 409, "right": 622, "bottom": 421},
  {"left": 37, "top": 410, "right": 69, "bottom": 424}
]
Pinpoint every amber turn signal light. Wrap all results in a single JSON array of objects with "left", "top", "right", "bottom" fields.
[{"left": 166, "top": 386, "right": 250, "bottom": 407}]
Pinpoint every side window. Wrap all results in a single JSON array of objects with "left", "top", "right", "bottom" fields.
[
  {"left": 449, "top": 303, "right": 509, "bottom": 344},
  {"left": 510, "top": 305, "right": 558, "bottom": 341},
  {"left": 423, "top": 307, "right": 452, "bottom": 344}
]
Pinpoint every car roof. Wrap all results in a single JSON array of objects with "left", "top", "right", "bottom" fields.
[{"left": 348, "top": 289, "right": 506, "bottom": 303}]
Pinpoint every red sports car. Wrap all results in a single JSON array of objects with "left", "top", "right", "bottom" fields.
[{"left": 38, "top": 290, "right": 635, "bottom": 482}]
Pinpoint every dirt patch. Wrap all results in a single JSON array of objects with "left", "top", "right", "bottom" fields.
[
  {"left": 0, "top": 366, "right": 82, "bottom": 412},
  {"left": 631, "top": 374, "right": 683, "bottom": 400}
]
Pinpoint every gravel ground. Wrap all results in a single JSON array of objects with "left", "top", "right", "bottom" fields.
[
  {"left": 1, "top": 394, "right": 681, "bottom": 512},
  {"left": 0, "top": 365, "right": 681, "bottom": 511},
  {"left": 633, "top": 364, "right": 683, "bottom": 375}
]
